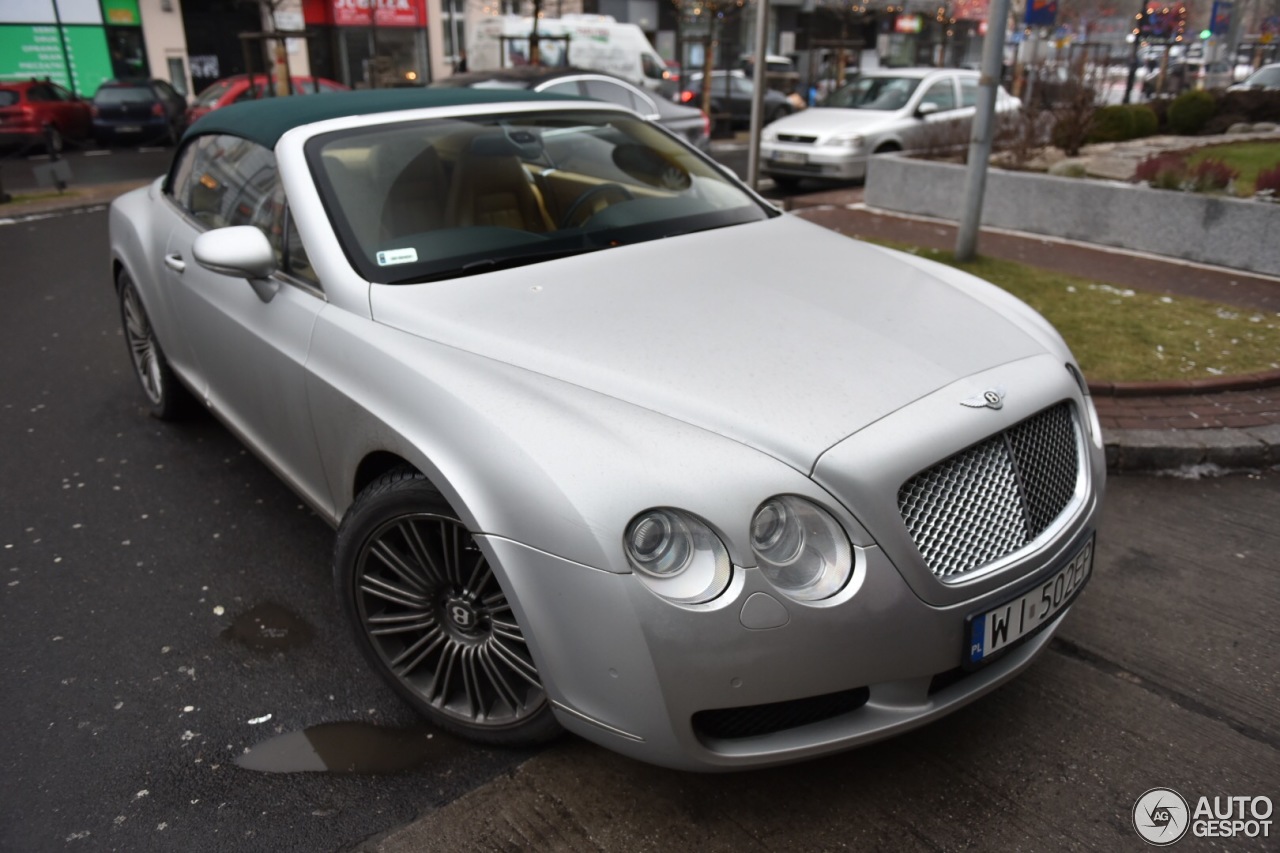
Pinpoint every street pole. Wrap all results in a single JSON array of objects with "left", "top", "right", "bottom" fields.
[
  {"left": 954, "top": 0, "right": 1012, "bottom": 261},
  {"left": 747, "top": 0, "right": 771, "bottom": 190}
]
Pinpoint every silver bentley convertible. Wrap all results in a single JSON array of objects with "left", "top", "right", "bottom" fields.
[{"left": 109, "top": 88, "right": 1105, "bottom": 771}]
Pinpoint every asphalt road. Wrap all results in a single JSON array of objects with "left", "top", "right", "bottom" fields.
[
  {"left": 3, "top": 205, "right": 1278, "bottom": 853},
  {"left": 0, "top": 145, "right": 174, "bottom": 194},
  {"left": 368, "top": 468, "right": 1280, "bottom": 851},
  {"left": 0, "top": 209, "right": 538, "bottom": 852}
]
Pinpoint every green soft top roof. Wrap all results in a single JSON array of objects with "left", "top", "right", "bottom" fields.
[{"left": 181, "top": 87, "right": 578, "bottom": 149}]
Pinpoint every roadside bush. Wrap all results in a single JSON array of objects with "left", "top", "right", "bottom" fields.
[
  {"left": 1213, "top": 90, "right": 1280, "bottom": 123},
  {"left": 1187, "top": 158, "right": 1239, "bottom": 191},
  {"left": 1130, "top": 105, "right": 1159, "bottom": 137},
  {"left": 1202, "top": 112, "right": 1249, "bottom": 135},
  {"left": 1088, "top": 105, "right": 1137, "bottom": 142},
  {"left": 1134, "top": 152, "right": 1188, "bottom": 189},
  {"left": 1256, "top": 164, "right": 1280, "bottom": 199},
  {"left": 1086, "top": 104, "right": 1161, "bottom": 143},
  {"left": 1167, "top": 90, "right": 1215, "bottom": 134}
]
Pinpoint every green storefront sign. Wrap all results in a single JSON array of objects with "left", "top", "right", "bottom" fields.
[{"left": 0, "top": 1, "right": 118, "bottom": 97}]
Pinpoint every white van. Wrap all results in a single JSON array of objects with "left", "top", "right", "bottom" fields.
[{"left": 469, "top": 15, "right": 672, "bottom": 93}]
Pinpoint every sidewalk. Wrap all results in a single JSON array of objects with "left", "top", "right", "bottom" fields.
[{"left": 4, "top": 178, "right": 1278, "bottom": 471}]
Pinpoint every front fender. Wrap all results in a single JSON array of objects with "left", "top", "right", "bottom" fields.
[{"left": 306, "top": 308, "right": 865, "bottom": 572}]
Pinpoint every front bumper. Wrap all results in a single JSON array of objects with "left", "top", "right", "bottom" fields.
[
  {"left": 481, "top": 512, "right": 1097, "bottom": 771},
  {"left": 761, "top": 141, "right": 867, "bottom": 180}
]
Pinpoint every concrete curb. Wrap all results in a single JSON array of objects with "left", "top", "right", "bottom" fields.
[
  {"left": 1089, "top": 369, "right": 1280, "bottom": 397},
  {"left": 0, "top": 180, "right": 149, "bottom": 220},
  {"left": 1104, "top": 424, "right": 1280, "bottom": 472}
]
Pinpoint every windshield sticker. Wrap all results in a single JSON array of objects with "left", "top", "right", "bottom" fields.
[{"left": 376, "top": 248, "right": 418, "bottom": 267}]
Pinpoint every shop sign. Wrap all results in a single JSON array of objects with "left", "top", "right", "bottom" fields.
[
  {"left": 332, "top": 0, "right": 422, "bottom": 27},
  {"left": 953, "top": 0, "right": 989, "bottom": 21},
  {"left": 894, "top": 14, "right": 923, "bottom": 34},
  {"left": 1025, "top": 0, "right": 1057, "bottom": 27},
  {"left": 102, "top": 0, "right": 141, "bottom": 26}
]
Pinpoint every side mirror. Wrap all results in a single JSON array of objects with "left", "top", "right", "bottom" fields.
[
  {"left": 192, "top": 226, "right": 280, "bottom": 301},
  {"left": 916, "top": 101, "right": 941, "bottom": 118}
]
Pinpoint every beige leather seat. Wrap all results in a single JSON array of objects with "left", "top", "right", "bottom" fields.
[
  {"left": 445, "top": 133, "right": 552, "bottom": 233},
  {"left": 380, "top": 145, "right": 448, "bottom": 241}
]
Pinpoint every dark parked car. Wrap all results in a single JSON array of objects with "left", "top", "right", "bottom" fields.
[
  {"left": 434, "top": 66, "right": 711, "bottom": 151},
  {"left": 679, "top": 70, "right": 794, "bottom": 130},
  {"left": 0, "top": 79, "right": 92, "bottom": 153},
  {"left": 92, "top": 79, "right": 188, "bottom": 145}
]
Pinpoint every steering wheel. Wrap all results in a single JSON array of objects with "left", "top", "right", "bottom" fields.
[{"left": 559, "top": 183, "right": 635, "bottom": 229}]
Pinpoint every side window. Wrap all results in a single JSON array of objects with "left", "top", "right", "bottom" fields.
[
  {"left": 27, "top": 85, "right": 52, "bottom": 102},
  {"left": 171, "top": 134, "right": 282, "bottom": 252},
  {"left": 583, "top": 79, "right": 638, "bottom": 110},
  {"left": 960, "top": 77, "right": 978, "bottom": 108},
  {"left": 50, "top": 84, "right": 70, "bottom": 101},
  {"left": 732, "top": 77, "right": 754, "bottom": 96},
  {"left": 920, "top": 79, "right": 957, "bottom": 112},
  {"left": 641, "top": 53, "right": 665, "bottom": 80},
  {"left": 540, "top": 80, "right": 582, "bottom": 97}
]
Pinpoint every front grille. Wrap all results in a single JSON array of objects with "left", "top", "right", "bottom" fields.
[
  {"left": 692, "top": 686, "right": 870, "bottom": 741},
  {"left": 897, "top": 402, "right": 1081, "bottom": 580},
  {"left": 777, "top": 133, "right": 817, "bottom": 143}
]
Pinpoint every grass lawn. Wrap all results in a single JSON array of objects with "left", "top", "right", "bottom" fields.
[
  {"left": 1184, "top": 140, "right": 1280, "bottom": 195},
  {"left": 868, "top": 241, "right": 1280, "bottom": 383}
]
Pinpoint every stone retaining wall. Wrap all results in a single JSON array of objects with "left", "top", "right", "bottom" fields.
[{"left": 863, "top": 155, "right": 1280, "bottom": 277}]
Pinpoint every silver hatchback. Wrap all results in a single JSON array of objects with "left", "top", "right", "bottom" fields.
[{"left": 761, "top": 68, "right": 1020, "bottom": 189}]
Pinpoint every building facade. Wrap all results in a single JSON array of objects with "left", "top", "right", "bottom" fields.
[{"left": 1, "top": 0, "right": 192, "bottom": 97}]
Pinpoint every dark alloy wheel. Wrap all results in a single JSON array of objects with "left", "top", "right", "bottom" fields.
[
  {"left": 117, "top": 270, "right": 190, "bottom": 420},
  {"left": 335, "top": 470, "right": 561, "bottom": 745}
]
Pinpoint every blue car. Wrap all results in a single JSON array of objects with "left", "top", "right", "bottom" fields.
[{"left": 91, "top": 79, "right": 187, "bottom": 146}]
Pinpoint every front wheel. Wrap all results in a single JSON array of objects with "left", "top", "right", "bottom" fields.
[{"left": 334, "top": 469, "right": 561, "bottom": 745}]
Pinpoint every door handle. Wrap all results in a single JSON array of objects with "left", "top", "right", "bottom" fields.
[{"left": 164, "top": 253, "right": 186, "bottom": 273}]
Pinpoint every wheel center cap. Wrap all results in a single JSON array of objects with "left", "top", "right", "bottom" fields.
[{"left": 444, "top": 597, "right": 482, "bottom": 634}]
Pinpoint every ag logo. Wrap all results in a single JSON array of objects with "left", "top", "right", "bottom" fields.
[
  {"left": 960, "top": 386, "right": 1005, "bottom": 410},
  {"left": 1133, "top": 788, "right": 1190, "bottom": 846}
]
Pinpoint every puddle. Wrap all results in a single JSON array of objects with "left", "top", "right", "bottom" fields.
[
  {"left": 222, "top": 602, "right": 313, "bottom": 651},
  {"left": 236, "top": 722, "right": 465, "bottom": 774}
]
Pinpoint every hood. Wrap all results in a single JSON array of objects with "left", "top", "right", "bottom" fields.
[
  {"left": 370, "top": 215, "right": 1045, "bottom": 471},
  {"left": 766, "top": 107, "right": 899, "bottom": 139}
]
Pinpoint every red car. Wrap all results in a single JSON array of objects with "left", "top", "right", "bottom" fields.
[
  {"left": 0, "top": 79, "right": 93, "bottom": 153},
  {"left": 184, "top": 74, "right": 348, "bottom": 128}
]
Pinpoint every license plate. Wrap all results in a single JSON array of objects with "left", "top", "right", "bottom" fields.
[
  {"left": 966, "top": 536, "right": 1093, "bottom": 666},
  {"left": 771, "top": 150, "right": 806, "bottom": 165},
  {"left": 116, "top": 125, "right": 142, "bottom": 133}
]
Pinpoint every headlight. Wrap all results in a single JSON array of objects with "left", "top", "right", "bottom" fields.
[
  {"left": 750, "top": 496, "right": 852, "bottom": 600},
  {"left": 761, "top": 126, "right": 777, "bottom": 142},
  {"left": 833, "top": 133, "right": 864, "bottom": 151},
  {"left": 624, "top": 508, "right": 731, "bottom": 604}
]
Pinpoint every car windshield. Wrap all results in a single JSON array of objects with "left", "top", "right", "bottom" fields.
[
  {"left": 1244, "top": 66, "right": 1280, "bottom": 87},
  {"left": 823, "top": 76, "right": 921, "bottom": 110},
  {"left": 192, "top": 79, "right": 236, "bottom": 108},
  {"left": 308, "top": 109, "right": 773, "bottom": 284},
  {"left": 95, "top": 85, "right": 155, "bottom": 104}
]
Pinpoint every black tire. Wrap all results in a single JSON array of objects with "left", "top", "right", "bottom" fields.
[
  {"left": 117, "top": 269, "right": 192, "bottom": 420},
  {"left": 334, "top": 468, "right": 561, "bottom": 746},
  {"left": 768, "top": 174, "right": 802, "bottom": 193}
]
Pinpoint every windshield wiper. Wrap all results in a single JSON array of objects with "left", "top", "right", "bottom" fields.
[{"left": 388, "top": 245, "right": 607, "bottom": 285}]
